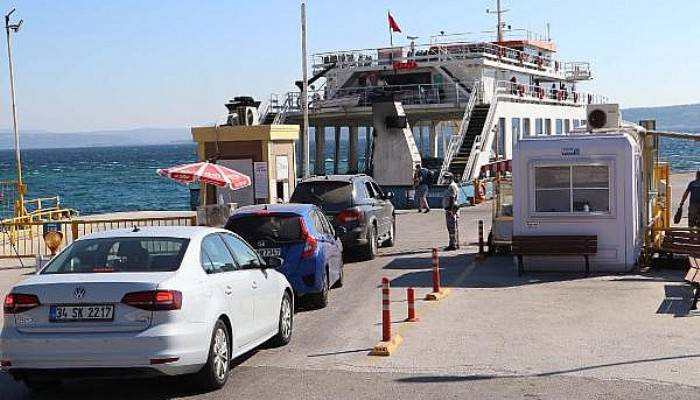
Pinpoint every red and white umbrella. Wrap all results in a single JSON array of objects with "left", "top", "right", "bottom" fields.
[{"left": 157, "top": 161, "right": 251, "bottom": 190}]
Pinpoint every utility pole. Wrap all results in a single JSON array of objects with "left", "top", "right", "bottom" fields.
[
  {"left": 300, "top": 1, "right": 310, "bottom": 177},
  {"left": 486, "top": 0, "right": 509, "bottom": 43},
  {"left": 5, "top": 9, "right": 24, "bottom": 217}
]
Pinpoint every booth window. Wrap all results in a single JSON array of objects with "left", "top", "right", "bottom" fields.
[{"left": 534, "top": 165, "right": 610, "bottom": 214}]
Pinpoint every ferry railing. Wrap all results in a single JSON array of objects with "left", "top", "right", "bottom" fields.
[
  {"left": 329, "top": 83, "right": 463, "bottom": 108},
  {"left": 438, "top": 81, "right": 480, "bottom": 183},
  {"left": 0, "top": 215, "right": 197, "bottom": 260},
  {"left": 494, "top": 80, "right": 609, "bottom": 106},
  {"left": 463, "top": 90, "right": 500, "bottom": 182},
  {"left": 312, "top": 41, "right": 576, "bottom": 79}
]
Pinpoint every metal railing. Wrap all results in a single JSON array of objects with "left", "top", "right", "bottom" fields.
[
  {"left": 0, "top": 215, "right": 196, "bottom": 259},
  {"left": 438, "top": 81, "right": 480, "bottom": 183},
  {"left": 313, "top": 41, "right": 590, "bottom": 80},
  {"left": 463, "top": 94, "right": 499, "bottom": 182},
  {"left": 494, "top": 80, "right": 609, "bottom": 106}
]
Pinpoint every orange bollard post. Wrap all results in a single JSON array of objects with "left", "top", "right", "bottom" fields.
[
  {"left": 382, "top": 277, "right": 391, "bottom": 342},
  {"left": 431, "top": 248, "right": 441, "bottom": 293},
  {"left": 406, "top": 287, "right": 419, "bottom": 322}
]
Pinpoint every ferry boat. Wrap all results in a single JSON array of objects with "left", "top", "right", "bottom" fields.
[{"left": 253, "top": 2, "right": 609, "bottom": 185}]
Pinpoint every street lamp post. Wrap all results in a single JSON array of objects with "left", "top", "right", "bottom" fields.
[
  {"left": 5, "top": 9, "right": 24, "bottom": 217},
  {"left": 300, "top": 1, "right": 310, "bottom": 178}
]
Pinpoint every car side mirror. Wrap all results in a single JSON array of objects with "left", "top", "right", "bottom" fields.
[
  {"left": 383, "top": 192, "right": 395, "bottom": 200},
  {"left": 264, "top": 256, "right": 283, "bottom": 269}
]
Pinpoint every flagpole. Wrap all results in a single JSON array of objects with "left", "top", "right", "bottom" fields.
[{"left": 388, "top": 10, "right": 393, "bottom": 47}]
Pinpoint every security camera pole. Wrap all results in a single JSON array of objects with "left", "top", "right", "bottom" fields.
[{"left": 5, "top": 9, "right": 24, "bottom": 217}]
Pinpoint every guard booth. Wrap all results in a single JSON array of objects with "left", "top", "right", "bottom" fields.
[
  {"left": 512, "top": 132, "right": 644, "bottom": 272},
  {"left": 191, "top": 125, "right": 300, "bottom": 208}
]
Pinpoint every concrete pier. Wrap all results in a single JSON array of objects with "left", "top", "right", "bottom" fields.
[
  {"left": 348, "top": 126, "right": 359, "bottom": 173},
  {"left": 315, "top": 125, "right": 325, "bottom": 175},
  {"left": 333, "top": 126, "right": 341, "bottom": 174}
]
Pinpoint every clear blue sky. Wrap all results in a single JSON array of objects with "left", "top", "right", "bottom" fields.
[{"left": 1, "top": 0, "right": 698, "bottom": 132}]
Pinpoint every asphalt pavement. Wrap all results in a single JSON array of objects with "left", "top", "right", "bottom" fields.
[{"left": 2, "top": 204, "right": 700, "bottom": 399}]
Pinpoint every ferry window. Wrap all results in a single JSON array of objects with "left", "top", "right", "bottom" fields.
[
  {"left": 545, "top": 119, "right": 552, "bottom": 135},
  {"left": 573, "top": 119, "right": 580, "bottom": 128},
  {"left": 534, "top": 165, "right": 610, "bottom": 214},
  {"left": 498, "top": 118, "right": 506, "bottom": 157},
  {"left": 555, "top": 119, "right": 563, "bottom": 135},
  {"left": 523, "top": 118, "right": 531, "bottom": 136},
  {"left": 580, "top": 119, "right": 587, "bottom": 128},
  {"left": 565, "top": 119, "right": 571, "bottom": 133},
  {"left": 511, "top": 118, "right": 521, "bottom": 143},
  {"left": 535, "top": 119, "right": 543, "bottom": 135}
]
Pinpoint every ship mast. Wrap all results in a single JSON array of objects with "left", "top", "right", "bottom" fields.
[
  {"left": 5, "top": 9, "right": 24, "bottom": 217},
  {"left": 487, "top": 0, "right": 509, "bottom": 43}
]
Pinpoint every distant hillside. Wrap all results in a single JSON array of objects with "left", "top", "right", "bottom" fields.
[
  {"left": 622, "top": 104, "right": 700, "bottom": 132},
  {"left": 0, "top": 128, "right": 191, "bottom": 149}
]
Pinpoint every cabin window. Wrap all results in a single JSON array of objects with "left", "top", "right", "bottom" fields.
[
  {"left": 573, "top": 119, "right": 580, "bottom": 128},
  {"left": 580, "top": 119, "right": 587, "bottom": 128},
  {"left": 511, "top": 118, "right": 521, "bottom": 143},
  {"left": 534, "top": 165, "right": 610, "bottom": 214},
  {"left": 555, "top": 119, "right": 563, "bottom": 135},
  {"left": 565, "top": 119, "right": 571, "bottom": 133},
  {"left": 523, "top": 118, "right": 531, "bottom": 136},
  {"left": 497, "top": 118, "right": 506, "bottom": 157},
  {"left": 535, "top": 119, "right": 543, "bottom": 135},
  {"left": 545, "top": 119, "right": 552, "bottom": 135}
]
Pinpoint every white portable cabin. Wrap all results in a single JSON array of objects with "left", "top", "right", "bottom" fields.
[{"left": 512, "top": 133, "right": 644, "bottom": 272}]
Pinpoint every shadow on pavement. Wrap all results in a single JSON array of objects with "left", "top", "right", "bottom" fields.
[{"left": 396, "top": 352, "right": 700, "bottom": 384}]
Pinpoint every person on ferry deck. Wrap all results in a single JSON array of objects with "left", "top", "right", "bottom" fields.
[
  {"left": 679, "top": 171, "right": 700, "bottom": 227},
  {"left": 509, "top": 76, "right": 517, "bottom": 95},
  {"left": 442, "top": 172, "right": 460, "bottom": 251},
  {"left": 413, "top": 164, "right": 431, "bottom": 213}
]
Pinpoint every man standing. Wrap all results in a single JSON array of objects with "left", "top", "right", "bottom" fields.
[
  {"left": 413, "top": 163, "right": 431, "bottom": 213},
  {"left": 442, "top": 172, "right": 460, "bottom": 250},
  {"left": 679, "top": 171, "right": 700, "bottom": 227}
]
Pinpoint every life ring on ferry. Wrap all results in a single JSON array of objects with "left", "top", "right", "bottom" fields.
[{"left": 474, "top": 181, "right": 486, "bottom": 204}]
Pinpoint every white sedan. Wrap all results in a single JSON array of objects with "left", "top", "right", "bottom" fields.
[{"left": 0, "top": 226, "right": 293, "bottom": 391}]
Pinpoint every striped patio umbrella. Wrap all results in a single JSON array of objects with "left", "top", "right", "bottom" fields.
[{"left": 156, "top": 161, "right": 251, "bottom": 190}]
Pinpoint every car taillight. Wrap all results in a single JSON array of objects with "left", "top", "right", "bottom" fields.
[
  {"left": 121, "top": 290, "right": 182, "bottom": 311},
  {"left": 3, "top": 293, "right": 40, "bottom": 314},
  {"left": 337, "top": 208, "right": 364, "bottom": 224},
  {"left": 299, "top": 219, "right": 317, "bottom": 258}
]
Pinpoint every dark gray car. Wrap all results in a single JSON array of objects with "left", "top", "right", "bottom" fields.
[{"left": 290, "top": 175, "right": 395, "bottom": 260}]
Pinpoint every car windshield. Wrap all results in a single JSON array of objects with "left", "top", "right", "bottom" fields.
[
  {"left": 227, "top": 215, "right": 303, "bottom": 244},
  {"left": 41, "top": 237, "right": 189, "bottom": 274},
  {"left": 291, "top": 181, "right": 352, "bottom": 205}
]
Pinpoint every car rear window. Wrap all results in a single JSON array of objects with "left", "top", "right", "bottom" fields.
[
  {"left": 291, "top": 181, "right": 353, "bottom": 205},
  {"left": 41, "top": 237, "right": 189, "bottom": 274},
  {"left": 227, "top": 215, "right": 303, "bottom": 244}
]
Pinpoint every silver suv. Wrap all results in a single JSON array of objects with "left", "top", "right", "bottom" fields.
[{"left": 290, "top": 175, "right": 395, "bottom": 260}]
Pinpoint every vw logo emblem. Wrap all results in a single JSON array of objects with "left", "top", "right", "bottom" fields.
[
  {"left": 73, "top": 287, "right": 86, "bottom": 299},
  {"left": 258, "top": 240, "right": 266, "bottom": 247}
]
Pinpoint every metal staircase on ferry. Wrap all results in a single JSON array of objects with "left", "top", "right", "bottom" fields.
[{"left": 438, "top": 81, "right": 489, "bottom": 183}]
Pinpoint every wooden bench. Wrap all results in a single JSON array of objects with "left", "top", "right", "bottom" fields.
[
  {"left": 512, "top": 235, "right": 598, "bottom": 276},
  {"left": 659, "top": 229, "right": 700, "bottom": 258}
]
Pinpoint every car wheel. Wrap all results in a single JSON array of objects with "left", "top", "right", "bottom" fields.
[
  {"left": 194, "top": 320, "right": 230, "bottom": 391},
  {"left": 383, "top": 217, "right": 396, "bottom": 247},
  {"left": 361, "top": 226, "right": 377, "bottom": 260},
  {"left": 332, "top": 264, "right": 344, "bottom": 289},
  {"left": 310, "top": 271, "right": 329, "bottom": 309},
  {"left": 270, "top": 291, "right": 293, "bottom": 346}
]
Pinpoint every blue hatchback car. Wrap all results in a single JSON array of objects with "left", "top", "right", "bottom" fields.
[{"left": 225, "top": 204, "right": 344, "bottom": 308}]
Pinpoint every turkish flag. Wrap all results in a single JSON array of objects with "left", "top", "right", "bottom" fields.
[{"left": 388, "top": 12, "right": 401, "bottom": 33}]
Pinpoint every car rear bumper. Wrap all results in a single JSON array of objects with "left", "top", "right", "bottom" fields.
[
  {"left": 339, "top": 226, "right": 368, "bottom": 247},
  {"left": 0, "top": 321, "right": 210, "bottom": 376}
]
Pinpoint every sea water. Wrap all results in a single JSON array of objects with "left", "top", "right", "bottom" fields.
[{"left": 0, "top": 137, "right": 697, "bottom": 215}]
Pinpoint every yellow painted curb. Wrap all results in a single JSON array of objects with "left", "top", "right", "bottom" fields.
[
  {"left": 368, "top": 334, "right": 404, "bottom": 357},
  {"left": 424, "top": 288, "right": 452, "bottom": 301}
]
